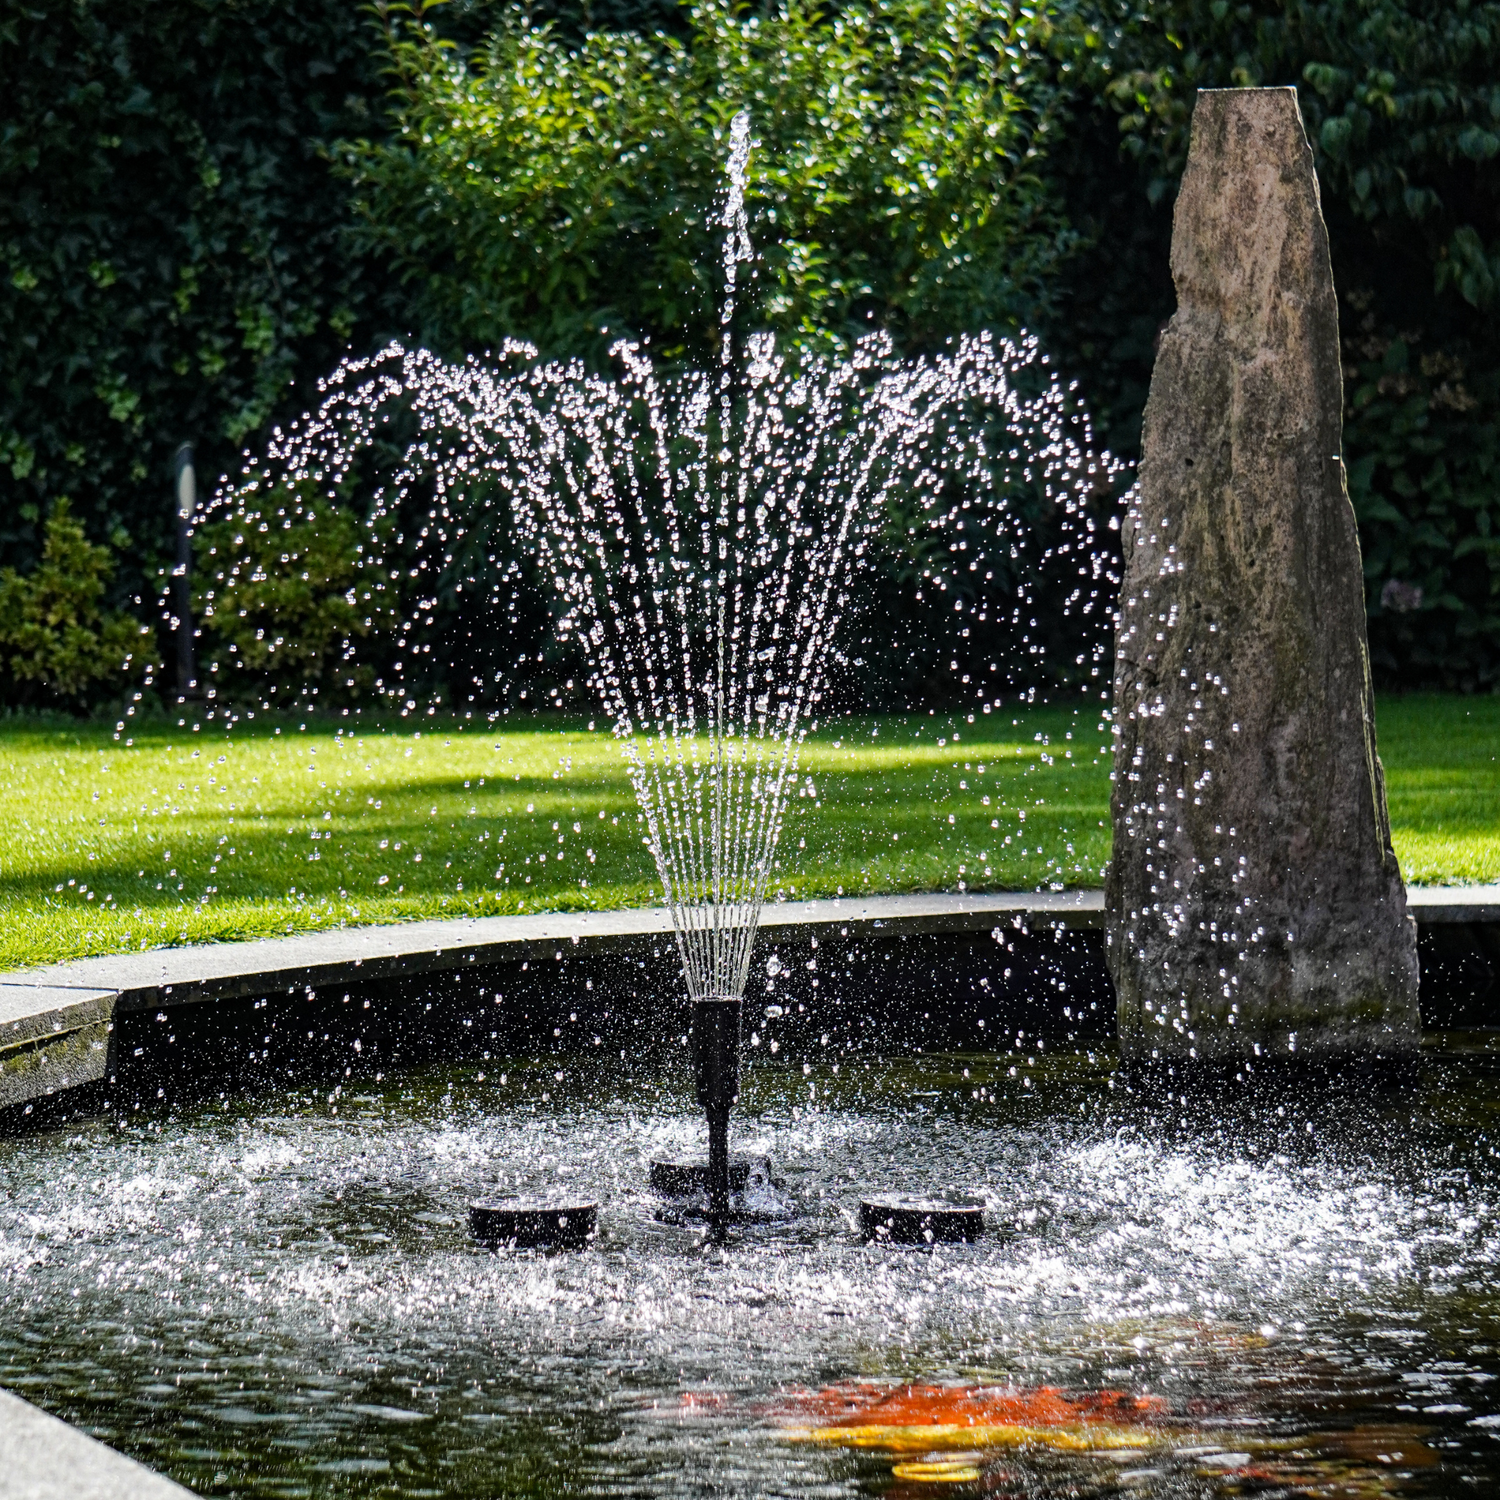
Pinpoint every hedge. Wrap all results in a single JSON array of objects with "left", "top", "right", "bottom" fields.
[{"left": 2, "top": 0, "right": 1496, "bottom": 705}]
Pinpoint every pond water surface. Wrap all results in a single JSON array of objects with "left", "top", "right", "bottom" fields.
[{"left": 4, "top": 1042, "right": 1500, "bottom": 1497}]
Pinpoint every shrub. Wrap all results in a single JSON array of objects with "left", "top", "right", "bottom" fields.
[
  {"left": 0, "top": 499, "right": 154, "bottom": 705},
  {"left": 193, "top": 486, "right": 398, "bottom": 705},
  {"left": 340, "top": 0, "right": 1078, "bottom": 364},
  {"left": 333, "top": 0, "right": 1120, "bottom": 711},
  {"left": 0, "top": 0, "right": 399, "bottom": 637},
  {"left": 10, "top": 0, "right": 1498, "bottom": 694}
]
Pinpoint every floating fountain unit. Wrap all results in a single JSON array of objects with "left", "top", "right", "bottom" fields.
[{"left": 469, "top": 1196, "right": 598, "bottom": 1251}]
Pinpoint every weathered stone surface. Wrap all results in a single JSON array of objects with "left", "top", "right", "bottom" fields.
[
  {"left": 0, "top": 1015, "right": 111, "bottom": 1109},
  {"left": 1105, "top": 87, "right": 1419, "bottom": 1064}
]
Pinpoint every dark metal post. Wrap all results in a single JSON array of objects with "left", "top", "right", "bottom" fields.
[
  {"left": 173, "top": 443, "right": 197, "bottom": 699},
  {"left": 691, "top": 997, "right": 741, "bottom": 1235}
]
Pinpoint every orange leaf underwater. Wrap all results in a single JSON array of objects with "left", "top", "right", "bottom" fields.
[
  {"left": 772, "top": 1382, "right": 1170, "bottom": 1454},
  {"left": 776, "top": 1381, "right": 1166, "bottom": 1430}
]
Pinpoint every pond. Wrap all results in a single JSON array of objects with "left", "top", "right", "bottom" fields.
[{"left": 4, "top": 1040, "right": 1500, "bottom": 1497}]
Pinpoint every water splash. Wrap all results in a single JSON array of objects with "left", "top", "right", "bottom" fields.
[
  {"left": 205, "top": 112, "right": 1120, "bottom": 1008},
  {"left": 4, "top": 1049, "right": 1497, "bottom": 1497}
]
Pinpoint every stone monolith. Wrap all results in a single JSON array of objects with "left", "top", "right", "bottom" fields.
[{"left": 1105, "top": 87, "right": 1419, "bottom": 1067}]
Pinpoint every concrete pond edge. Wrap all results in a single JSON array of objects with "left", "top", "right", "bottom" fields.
[
  {"left": 1, "top": 886, "right": 1496, "bottom": 1118},
  {"left": 0, "top": 1385, "right": 196, "bottom": 1499}
]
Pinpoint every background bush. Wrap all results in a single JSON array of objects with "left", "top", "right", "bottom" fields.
[
  {"left": 331, "top": 0, "right": 1110, "bottom": 713},
  {"left": 0, "top": 0, "right": 400, "bottom": 617},
  {"left": 341, "top": 0, "right": 1077, "bottom": 365},
  {"left": 2, "top": 0, "right": 1497, "bottom": 706},
  {"left": 193, "top": 484, "right": 399, "bottom": 707},
  {"left": 0, "top": 499, "right": 155, "bottom": 706}
]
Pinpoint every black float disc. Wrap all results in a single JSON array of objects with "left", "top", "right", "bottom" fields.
[
  {"left": 469, "top": 1197, "right": 597, "bottom": 1249},
  {"left": 859, "top": 1196, "right": 984, "bottom": 1245},
  {"left": 649, "top": 1154, "right": 773, "bottom": 1197}
]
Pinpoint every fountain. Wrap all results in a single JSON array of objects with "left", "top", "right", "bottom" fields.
[{"left": 223, "top": 112, "right": 1116, "bottom": 1236}]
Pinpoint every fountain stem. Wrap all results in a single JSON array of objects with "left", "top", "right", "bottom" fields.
[
  {"left": 692, "top": 997, "right": 742, "bottom": 1232},
  {"left": 706, "top": 1101, "right": 732, "bottom": 1228}
]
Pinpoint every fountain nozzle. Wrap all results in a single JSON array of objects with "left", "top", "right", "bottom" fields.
[{"left": 691, "top": 997, "right": 742, "bottom": 1231}]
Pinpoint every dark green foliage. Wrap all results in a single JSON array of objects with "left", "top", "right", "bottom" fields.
[
  {"left": 193, "top": 484, "right": 399, "bottom": 706},
  {"left": 336, "top": 0, "right": 1115, "bottom": 712},
  {"left": 0, "top": 0, "right": 401, "bottom": 612},
  {"left": 341, "top": 0, "right": 1078, "bottom": 365},
  {"left": 1042, "top": 0, "right": 1500, "bottom": 689},
  {"left": 5, "top": 0, "right": 1498, "bottom": 703},
  {"left": 0, "top": 499, "right": 155, "bottom": 705}
]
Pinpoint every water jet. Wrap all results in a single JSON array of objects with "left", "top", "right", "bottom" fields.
[{"left": 213, "top": 112, "right": 1115, "bottom": 1211}]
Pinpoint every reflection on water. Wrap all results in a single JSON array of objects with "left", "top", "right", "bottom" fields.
[{"left": 3, "top": 1044, "right": 1500, "bottom": 1496}]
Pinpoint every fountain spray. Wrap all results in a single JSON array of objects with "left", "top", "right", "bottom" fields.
[{"left": 211, "top": 113, "right": 1117, "bottom": 1238}]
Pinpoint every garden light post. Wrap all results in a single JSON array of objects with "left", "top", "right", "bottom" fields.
[{"left": 174, "top": 443, "right": 198, "bottom": 699}]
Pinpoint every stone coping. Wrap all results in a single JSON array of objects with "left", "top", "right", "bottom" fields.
[
  {"left": 1406, "top": 884, "right": 1500, "bottom": 923},
  {"left": 0, "top": 891, "right": 1098, "bottom": 1049},
  {"left": 0, "top": 1386, "right": 194, "bottom": 1499},
  {"left": 2, "top": 885, "right": 1495, "bottom": 1060}
]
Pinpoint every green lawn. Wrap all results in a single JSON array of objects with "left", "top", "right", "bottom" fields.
[{"left": 0, "top": 693, "right": 1494, "bottom": 972}]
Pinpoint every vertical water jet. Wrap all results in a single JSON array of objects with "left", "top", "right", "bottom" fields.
[{"left": 208, "top": 115, "right": 1122, "bottom": 1192}]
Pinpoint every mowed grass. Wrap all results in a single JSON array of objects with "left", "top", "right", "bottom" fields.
[
  {"left": 1379, "top": 694, "right": 1500, "bottom": 886},
  {"left": 0, "top": 693, "right": 1493, "bottom": 971}
]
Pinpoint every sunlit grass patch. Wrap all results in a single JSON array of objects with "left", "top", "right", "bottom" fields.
[
  {"left": 791, "top": 706, "right": 1114, "bottom": 898},
  {"left": 0, "top": 691, "right": 1492, "bottom": 970},
  {"left": 1377, "top": 693, "right": 1500, "bottom": 887},
  {"left": 0, "top": 716, "right": 651, "bottom": 971}
]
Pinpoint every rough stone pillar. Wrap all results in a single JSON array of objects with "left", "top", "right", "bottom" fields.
[{"left": 1105, "top": 87, "right": 1419, "bottom": 1067}]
